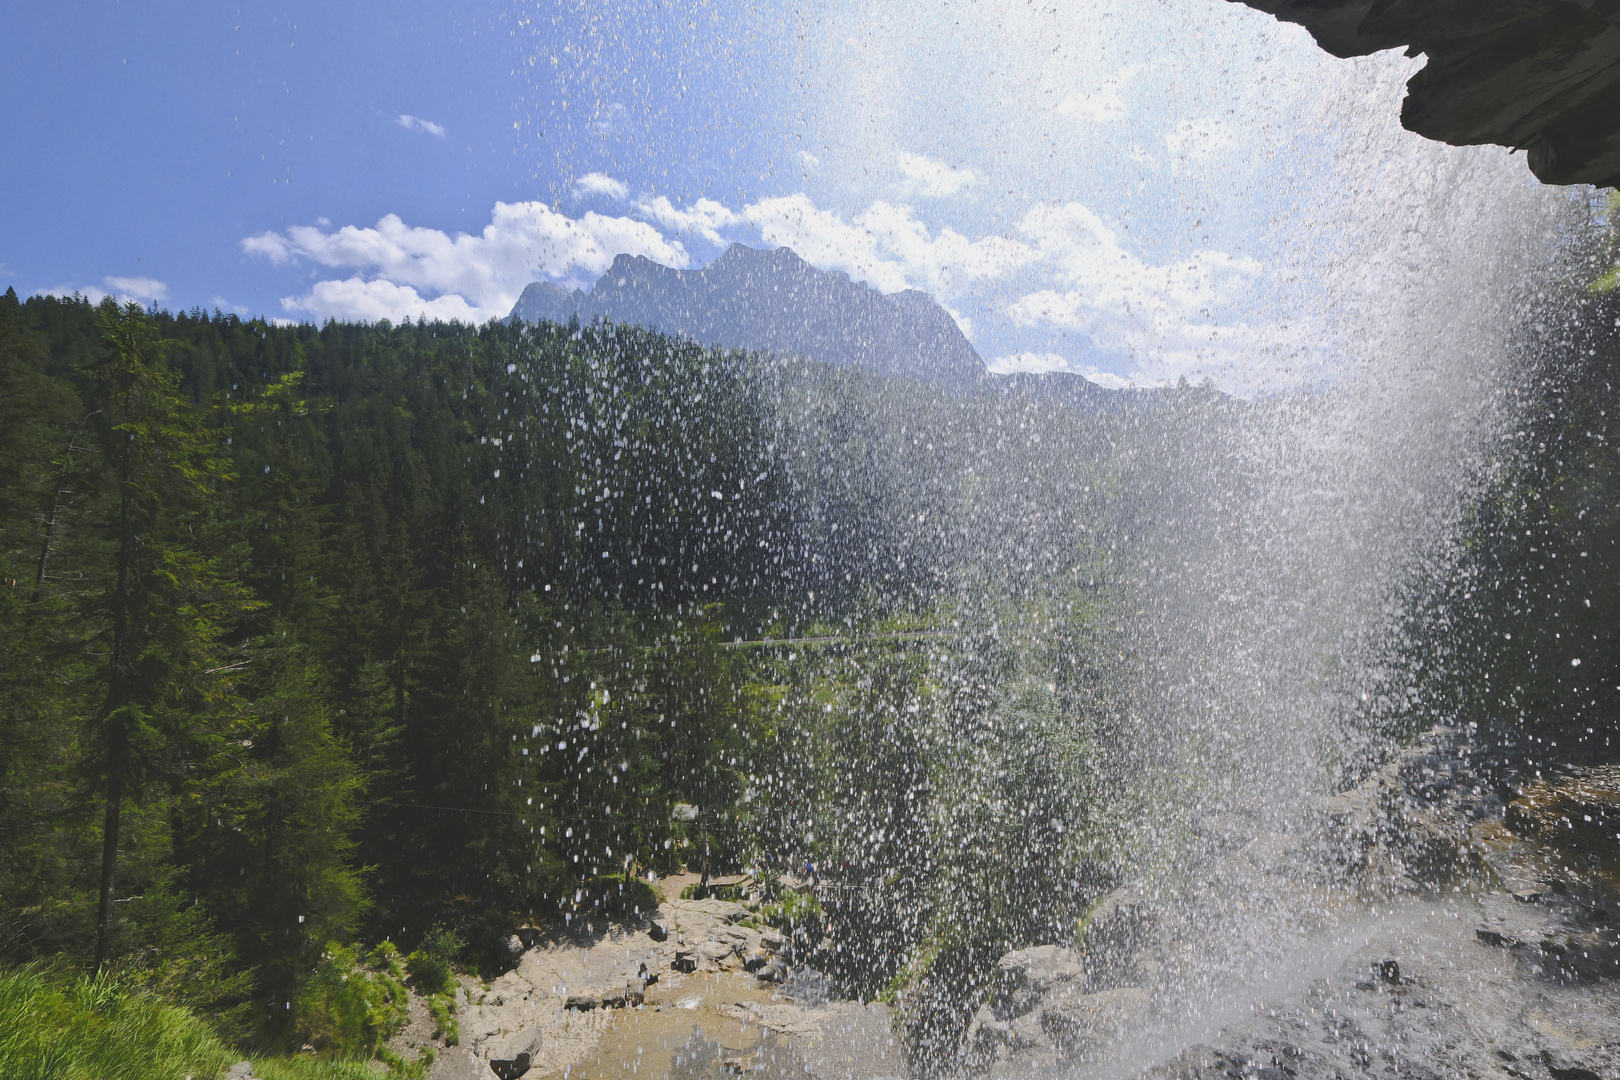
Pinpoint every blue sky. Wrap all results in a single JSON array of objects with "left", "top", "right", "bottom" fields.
[{"left": 4, "top": 0, "right": 1496, "bottom": 390}]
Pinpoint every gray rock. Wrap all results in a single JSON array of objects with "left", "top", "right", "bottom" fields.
[
  {"left": 224, "top": 1064, "right": 255, "bottom": 1080},
  {"left": 756, "top": 959, "right": 788, "bottom": 984},
  {"left": 699, "top": 939, "right": 737, "bottom": 963},
  {"left": 490, "top": 1052, "right": 532, "bottom": 1080},
  {"left": 565, "top": 991, "right": 600, "bottom": 1011},
  {"left": 1038, "top": 986, "right": 1152, "bottom": 1058},
  {"left": 507, "top": 245, "right": 987, "bottom": 391},
  {"left": 993, "top": 945, "right": 1087, "bottom": 1019},
  {"left": 648, "top": 918, "right": 669, "bottom": 942},
  {"left": 673, "top": 949, "right": 698, "bottom": 973}
]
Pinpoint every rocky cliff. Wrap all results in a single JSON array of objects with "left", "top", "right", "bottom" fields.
[
  {"left": 509, "top": 243, "right": 989, "bottom": 390},
  {"left": 1231, "top": 0, "right": 1620, "bottom": 188}
]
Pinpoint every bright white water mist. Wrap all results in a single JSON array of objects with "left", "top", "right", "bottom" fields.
[
  {"left": 508, "top": 4, "right": 1604, "bottom": 1072},
  {"left": 1091, "top": 59, "right": 1581, "bottom": 1060}
]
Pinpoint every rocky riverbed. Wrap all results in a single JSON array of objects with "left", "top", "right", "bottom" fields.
[
  {"left": 419, "top": 885, "right": 903, "bottom": 1080},
  {"left": 413, "top": 726, "right": 1619, "bottom": 1080}
]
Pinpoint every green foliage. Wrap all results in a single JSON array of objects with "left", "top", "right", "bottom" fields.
[
  {"left": 403, "top": 925, "right": 460, "bottom": 995},
  {"left": 0, "top": 295, "right": 1120, "bottom": 1062},
  {"left": 291, "top": 943, "right": 408, "bottom": 1059},
  {"left": 427, "top": 993, "right": 458, "bottom": 1045},
  {"left": 758, "top": 889, "right": 822, "bottom": 930},
  {"left": 0, "top": 964, "right": 232, "bottom": 1080},
  {"left": 250, "top": 1057, "right": 388, "bottom": 1080}
]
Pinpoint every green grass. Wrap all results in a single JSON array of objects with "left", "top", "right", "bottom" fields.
[
  {"left": 0, "top": 964, "right": 233, "bottom": 1080},
  {"left": 251, "top": 1056, "right": 389, "bottom": 1080}
]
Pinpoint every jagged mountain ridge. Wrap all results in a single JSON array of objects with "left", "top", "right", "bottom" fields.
[
  {"left": 509, "top": 243, "right": 985, "bottom": 388},
  {"left": 507, "top": 243, "right": 1142, "bottom": 407}
]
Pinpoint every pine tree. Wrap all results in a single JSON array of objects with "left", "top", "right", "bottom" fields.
[{"left": 86, "top": 302, "right": 257, "bottom": 970}]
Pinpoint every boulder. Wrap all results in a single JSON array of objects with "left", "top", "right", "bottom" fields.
[
  {"left": 224, "top": 1064, "right": 255, "bottom": 1080},
  {"left": 648, "top": 918, "right": 670, "bottom": 942},
  {"left": 699, "top": 939, "right": 737, "bottom": 964},
  {"left": 674, "top": 897, "right": 753, "bottom": 924},
  {"left": 490, "top": 1052, "right": 532, "bottom": 1080},
  {"left": 565, "top": 991, "right": 600, "bottom": 1011},
  {"left": 1039, "top": 986, "right": 1152, "bottom": 1058},
  {"left": 756, "top": 959, "right": 788, "bottom": 984},
  {"left": 993, "top": 945, "right": 1087, "bottom": 1020},
  {"left": 743, "top": 947, "right": 772, "bottom": 971},
  {"left": 673, "top": 949, "right": 699, "bottom": 973},
  {"left": 623, "top": 982, "right": 645, "bottom": 1007}
]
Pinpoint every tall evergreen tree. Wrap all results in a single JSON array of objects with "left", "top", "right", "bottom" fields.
[{"left": 86, "top": 302, "right": 256, "bottom": 970}]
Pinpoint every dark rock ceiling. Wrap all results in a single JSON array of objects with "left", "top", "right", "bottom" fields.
[{"left": 1230, "top": 0, "right": 1620, "bottom": 189}]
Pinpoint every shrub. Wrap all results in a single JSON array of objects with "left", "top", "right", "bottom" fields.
[
  {"left": 404, "top": 925, "right": 461, "bottom": 995},
  {"left": 292, "top": 943, "right": 409, "bottom": 1058},
  {"left": 427, "top": 995, "right": 458, "bottom": 1045}
]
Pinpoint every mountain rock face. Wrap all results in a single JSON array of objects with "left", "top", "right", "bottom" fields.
[
  {"left": 1230, "top": 0, "right": 1620, "bottom": 189},
  {"left": 509, "top": 243, "right": 988, "bottom": 390}
]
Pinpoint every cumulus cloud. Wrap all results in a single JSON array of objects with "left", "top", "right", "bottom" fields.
[
  {"left": 741, "top": 194, "right": 1033, "bottom": 298},
  {"left": 987, "top": 351, "right": 1070, "bottom": 374},
  {"left": 281, "top": 278, "right": 488, "bottom": 323},
  {"left": 1055, "top": 65, "right": 1143, "bottom": 123},
  {"left": 397, "top": 114, "right": 445, "bottom": 137},
  {"left": 635, "top": 195, "right": 739, "bottom": 245},
  {"left": 1005, "top": 201, "right": 1274, "bottom": 386},
  {"left": 575, "top": 172, "right": 629, "bottom": 200},
  {"left": 242, "top": 187, "right": 1293, "bottom": 387},
  {"left": 897, "top": 152, "right": 978, "bottom": 198},
  {"left": 243, "top": 202, "right": 690, "bottom": 324},
  {"left": 104, "top": 276, "right": 168, "bottom": 304},
  {"left": 1165, "top": 117, "right": 1237, "bottom": 162}
]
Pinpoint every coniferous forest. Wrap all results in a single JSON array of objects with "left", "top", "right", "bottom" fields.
[
  {"left": 0, "top": 287, "right": 1128, "bottom": 1061},
  {"left": 5, "top": 280, "right": 1618, "bottom": 1075}
]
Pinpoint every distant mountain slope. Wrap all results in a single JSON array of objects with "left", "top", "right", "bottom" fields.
[
  {"left": 509, "top": 242, "right": 1159, "bottom": 408},
  {"left": 510, "top": 243, "right": 987, "bottom": 388}
]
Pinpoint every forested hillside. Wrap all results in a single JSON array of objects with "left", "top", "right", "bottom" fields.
[{"left": 0, "top": 288, "right": 1128, "bottom": 1053}]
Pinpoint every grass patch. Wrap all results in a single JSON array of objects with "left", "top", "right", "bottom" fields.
[
  {"left": 251, "top": 1056, "right": 386, "bottom": 1080},
  {"left": 758, "top": 889, "right": 821, "bottom": 929},
  {"left": 0, "top": 963, "right": 233, "bottom": 1080}
]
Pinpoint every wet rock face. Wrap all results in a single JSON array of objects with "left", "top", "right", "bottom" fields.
[{"left": 1229, "top": 0, "right": 1620, "bottom": 188}]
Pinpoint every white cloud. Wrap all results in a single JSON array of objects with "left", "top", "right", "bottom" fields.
[
  {"left": 798, "top": 150, "right": 821, "bottom": 169},
  {"left": 1006, "top": 201, "right": 1274, "bottom": 386},
  {"left": 592, "top": 102, "right": 629, "bottom": 136},
  {"left": 242, "top": 201, "right": 691, "bottom": 324},
  {"left": 634, "top": 195, "right": 739, "bottom": 245},
  {"left": 281, "top": 278, "right": 488, "bottom": 324},
  {"left": 104, "top": 276, "right": 168, "bottom": 304},
  {"left": 1165, "top": 117, "right": 1237, "bottom": 162},
  {"left": 575, "top": 172, "right": 629, "bottom": 200},
  {"left": 397, "top": 114, "right": 445, "bottom": 138},
  {"left": 243, "top": 188, "right": 1298, "bottom": 388},
  {"left": 740, "top": 194, "right": 1034, "bottom": 298},
  {"left": 897, "top": 152, "right": 978, "bottom": 198},
  {"left": 1055, "top": 65, "right": 1143, "bottom": 123},
  {"left": 987, "top": 351, "right": 1070, "bottom": 374},
  {"left": 1078, "top": 369, "right": 1136, "bottom": 390}
]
